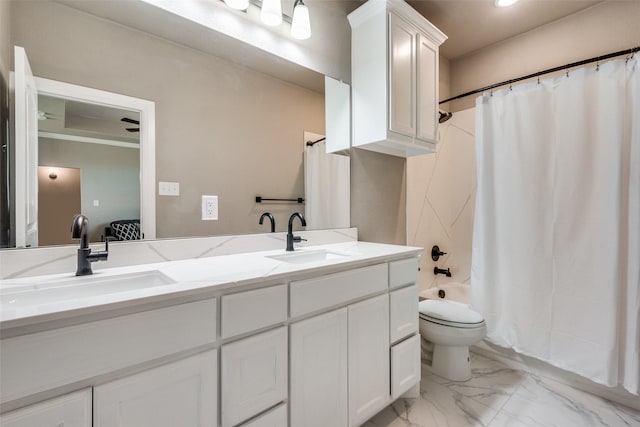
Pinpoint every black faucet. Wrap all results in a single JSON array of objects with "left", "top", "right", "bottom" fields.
[
  {"left": 434, "top": 267, "right": 452, "bottom": 277},
  {"left": 259, "top": 212, "right": 275, "bottom": 233},
  {"left": 71, "top": 214, "right": 109, "bottom": 276},
  {"left": 286, "top": 212, "right": 307, "bottom": 251}
]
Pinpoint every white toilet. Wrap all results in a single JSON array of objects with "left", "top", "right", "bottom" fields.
[{"left": 418, "top": 299, "right": 486, "bottom": 381}]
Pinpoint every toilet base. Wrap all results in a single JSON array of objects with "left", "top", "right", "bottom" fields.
[{"left": 432, "top": 345, "right": 471, "bottom": 381}]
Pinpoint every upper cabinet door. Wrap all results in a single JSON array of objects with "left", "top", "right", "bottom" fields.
[
  {"left": 13, "top": 46, "right": 38, "bottom": 248},
  {"left": 416, "top": 33, "right": 439, "bottom": 144},
  {"left": 388, "top": 14, "right": 416, "bottom": 139}
]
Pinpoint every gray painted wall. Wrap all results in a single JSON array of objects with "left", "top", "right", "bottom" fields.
[{"left": 448, "top": 1, "right": 640, "bottom": 112}]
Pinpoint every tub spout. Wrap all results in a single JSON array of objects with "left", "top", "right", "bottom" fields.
[{"left": 434, "top": 267, "right": 452, "bottom": 277}]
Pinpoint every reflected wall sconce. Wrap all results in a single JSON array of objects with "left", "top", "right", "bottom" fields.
[
  {"left": 49, "top": 170, "right": 58, "bottom": 180},
  {"left": 494, "top": 0, "right": 520, "bottom": 7},
  {"left": 222, "top": 0, "right": 311, "bottom": 40}
]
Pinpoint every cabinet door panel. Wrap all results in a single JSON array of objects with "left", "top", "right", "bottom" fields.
[
  {"left": 348, "top": 294, "right": 390, "bottom": 427},
  {"left": 221, "top": 327, "right": 287, "bottom": 427},
  {"left": 416, "top": 32, "right": 438, "bottom": 143},
  {"left": 390, "top": 284, "right": 419, "bottom": 343},
  {"left": 388, "top": 13, "right": 415, "bottom": 138},
  {"left": 94, "top": 350, "right": 217, "bottom": 427},
  {"left": 0, "top": 389, "right": 91, "bottom": 427},
  {"left": 290, "top": 308, "right": 348, "bottom": 427}
]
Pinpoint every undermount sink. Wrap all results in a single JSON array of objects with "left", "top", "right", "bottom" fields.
[
  {"left": 267, "top": 249, "right": 354, "bottom": 264},
  {"left": 1, "top": 270, "right": 176, "bottom": 308}
]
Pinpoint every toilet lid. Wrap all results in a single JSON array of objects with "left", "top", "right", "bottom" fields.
[{"left": 418, "top": 299, "right": 484, "bottom": 325}]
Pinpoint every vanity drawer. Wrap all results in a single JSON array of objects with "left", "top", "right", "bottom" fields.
[
  {"left": 290, "top": 264, "right": 388, "bottom": 317},
  {"left": 391, "top": 334, "right": 421, "bottom": 399},
  {"left": 389, "top": 257, "right": 419, "bottom": 289},
  {"left": 221, "top": 285, "right": 287, "bottom": 339},
  {"left": 0, "top": 299, "right": 217, "bottom": 405},
  {"left": 390, "top": 284, "right": 419, "bottom": 343}
]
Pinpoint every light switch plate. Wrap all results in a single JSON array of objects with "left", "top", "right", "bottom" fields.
[{"left": 159, "top": 181, "right": 180, "bottom": 196}]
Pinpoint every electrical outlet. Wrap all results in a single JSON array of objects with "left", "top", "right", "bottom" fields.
[
  {"left": 159, "top": 181, "right": 180, "bottom": 196},
  {"left": 202, "top": 195, "right": 218, "bottom": 220}
]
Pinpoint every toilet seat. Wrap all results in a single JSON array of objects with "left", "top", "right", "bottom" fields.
[{"left": 419, "top": 300, "right": 485, "bottom": 329}]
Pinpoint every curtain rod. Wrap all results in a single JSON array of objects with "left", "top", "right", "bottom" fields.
[{"left": 439, "top": 46, "right": 639, "bottom": 105}]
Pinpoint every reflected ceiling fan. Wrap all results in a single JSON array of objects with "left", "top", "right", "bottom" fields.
[{"left": 121, "top": 117, "right": 139, "bottom": 133}]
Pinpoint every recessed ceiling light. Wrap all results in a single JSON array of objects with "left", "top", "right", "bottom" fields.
[{"left": 495, "top": 0, "right": 520, "bottom": 7}]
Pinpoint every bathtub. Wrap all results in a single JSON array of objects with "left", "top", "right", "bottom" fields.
[{"left": 419, "top": 282, "right": 470, "bottom": 304}]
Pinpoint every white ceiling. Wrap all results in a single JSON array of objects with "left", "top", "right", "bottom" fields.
[{"left": 406, "top": 0, "right": 603, "bottom": 59}]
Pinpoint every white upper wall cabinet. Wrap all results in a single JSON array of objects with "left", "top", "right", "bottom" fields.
[{"left": 349, "top": 0, "right": 447, "bottom": 158}]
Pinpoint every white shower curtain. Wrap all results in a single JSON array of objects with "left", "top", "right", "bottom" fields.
[
  {"left": 472, "top": 56, "right": 639, "bottom": 394},
  {"left": 303, "top": 141, "right": 350, "bottom": 230}
]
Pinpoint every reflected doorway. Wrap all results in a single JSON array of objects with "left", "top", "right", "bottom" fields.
[{"left": 38, "top": 166, "right": 80, "bottom": 246}]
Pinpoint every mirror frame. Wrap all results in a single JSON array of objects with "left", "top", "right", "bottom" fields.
[{"left": 33, "top": 77, "right": 156, "bottom": 242}]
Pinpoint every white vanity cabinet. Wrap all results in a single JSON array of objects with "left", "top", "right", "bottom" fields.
[
  {"left": 348, "top": 294, "right": 390, "bottom": 427},
  {"left": 389, "top": 258, "right": 421, "bottom": 400},
  {"left": 289, "top": 257, "right": 420, "bottom": 427},
  {"left": 94, "top": 350, "right": 218, "bottom": 427},
  {"left": 290, "top": 308, "right": 349, "bottom": 427},
  {"left": 0, "top": 246, "right": 422, "bottom": 427},
  {"left": 0, "top": 389, "right": 92, "bottom": 427},
  {"left": 349, "top": 0, "right": 447, "bottom": 157}
]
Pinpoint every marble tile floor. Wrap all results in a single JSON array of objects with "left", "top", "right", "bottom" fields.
[{"left": 363, "top": 353, "right": 640, "bottom": 427}]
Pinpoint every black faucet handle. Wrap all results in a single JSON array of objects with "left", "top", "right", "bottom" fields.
[{"left": 293, "top": 236, "right": 307, "bottom": 243}]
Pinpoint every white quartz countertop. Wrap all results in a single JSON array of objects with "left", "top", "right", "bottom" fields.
[{"left": 0, "top": 242, "right": 422, "bottom": 329}]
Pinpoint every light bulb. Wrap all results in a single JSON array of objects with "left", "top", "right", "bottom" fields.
[
  {"left": 224, "top": 0, "right": 249, "bottom": 10},
  {"left": 261, "top": 0, "right": 282, "bottom": 26},
  {"left": 494, "top": 0, "right": 519, "bottom": 7},
  {"left": 291, "top": 0, "right": 311, "bottom": 40}
]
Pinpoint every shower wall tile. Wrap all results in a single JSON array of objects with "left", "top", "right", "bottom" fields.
[{"left": 407, "top": 107, "right": 476, "bottom": 292}]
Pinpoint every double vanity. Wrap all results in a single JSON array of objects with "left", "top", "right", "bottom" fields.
[{"left": 0, "top": 241, "right": 422, "bottom": 427}]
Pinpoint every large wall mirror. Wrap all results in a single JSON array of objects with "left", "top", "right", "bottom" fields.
[{"left": 4, "top": 0, "right": 350, "bottom": 249}]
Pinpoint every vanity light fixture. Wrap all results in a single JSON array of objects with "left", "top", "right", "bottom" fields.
[
  {"left": 291, "top": 0, "right": 311, "bottom": 40},
  {"left": 224, "top": 0, "right": 249, "bottom": 10},
  {"left": 222, "top": 0, "right": 312, "bottom": 40},
  {"left": 261, "top": 0, "right": 282, "bottom": 26},
  {"left": 48, "top": 170, "right": 58, "bottom": 180},
  {"left": 494, "top": 0, "right": 520, "bottom": 7}
]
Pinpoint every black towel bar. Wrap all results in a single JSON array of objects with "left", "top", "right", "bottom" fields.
[{"left": 255, "top": 196, "right": 304, "bottom": 204}]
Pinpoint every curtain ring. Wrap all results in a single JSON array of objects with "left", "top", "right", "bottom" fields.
[
  {"left": 566, "top": 69, "right": 570, "bottom": 78},
  {"left": 537, "top": 77, "right": 540, "bottom": 85}
]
